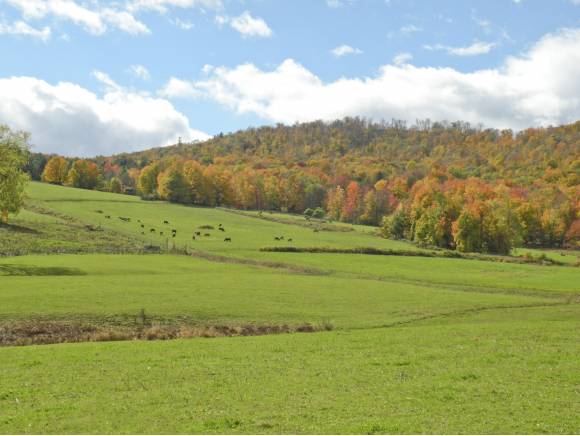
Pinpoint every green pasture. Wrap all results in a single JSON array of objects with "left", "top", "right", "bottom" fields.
[{"left": 0, "top": 182, "right": 577, "bottom": 434}]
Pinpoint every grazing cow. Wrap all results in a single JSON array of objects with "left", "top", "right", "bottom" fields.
[
  {"left": 172, "top": 234, "right": 176, "bottom": 238},
  {"left": 119, "top": 217, "right": 131, "bottom": 222},
  {"left": 224, "top": 237, "right": 232, "bottom": 242},
  {"left": 219, "top": 227, "right": 225, "bottom": 232},
  {"left": 274, "top": 237, "right": 280, "bottom": 241},
  {"left": 160, "top": 231, "right": 164, "bottom": 236},
  {"left": 172, "top": 229, "right": 177, "bottom": 234},
  {"left": 204, "top": 233, "right": 210, "bottom": 237},
  {"left": 140, "top": 224, "right": 145, "bottom": 228},
  {"left": 163, "top": 220, "right": 169, "bottom": 225},
  {"left": 150, "top": 228, "right": 155, "bottom": 233},
  {"left": 195, "top": 231, "right": 201, "bottom": 236},
  {"left": 279, "top": 236, "right": 284, "bottom": 240},
  {"left": 287, "top": 238, "right": 293, "bottom": 242},
  {"left": 105, "top": 215, "right": 111, "bottom": 219},
  {"left": 192, "top": 235, "right": 196, "bottom": 240}
]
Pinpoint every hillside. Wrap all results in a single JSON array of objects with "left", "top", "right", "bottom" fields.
[{"left": 29, "top": 118, "right": 580, "bottom": 254}]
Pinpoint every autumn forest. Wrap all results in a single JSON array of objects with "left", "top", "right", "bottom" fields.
[{"left": 32, "top": 118, "right": 580, "bottom": 254}]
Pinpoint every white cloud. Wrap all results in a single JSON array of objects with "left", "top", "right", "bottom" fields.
[
  {"left": 0, "top": 20, "right": 51, "bottom": 41},
  {"left": 400, "top": 24, "right": 421, "bottom": 35},
  {"left": 171, "top": 17, "right": 194, "bottom": 30},
  {"left": 5, "top": 0, "right": 149, "bottom": 36},
  {"left": 326, "top": 0, "right": 356, "bottom": 7},
  {"left": 331, "top": 45, "right": 362, "bottom": 57},
  {"left": 0, "top": 76, "right": 209, "bottom": 156},
  {"left": 128, "top": 65, "right": 151, "bottom": 80},
  {"left": 424, "top": 41, "right": 496, "bottom": 56},
  {"left": 216, "top": 11, "right": 272, "bottom": 38},
  {"left": 393, "top": 52, "right": 413, "bottom": 65},
  {"left": 174, "top": 28, "right": 580, "bottom": 131},
  {"left": 127, "top": 0, "right": 222, "bottom": 13},
  {"left": 101, "top": 9, "right": 150, "bottom": 35},
  {"left": 158, "top": 77, "right": 201, "bottom": 98}
]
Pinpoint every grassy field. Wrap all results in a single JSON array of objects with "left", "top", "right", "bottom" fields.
[{"left": 0, "top": 182, "right": 578, "bottom": 433}]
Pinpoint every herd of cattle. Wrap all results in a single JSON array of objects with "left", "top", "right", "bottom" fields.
[{"left": 96, "top": 210, "right": 297, "bottom": 244}]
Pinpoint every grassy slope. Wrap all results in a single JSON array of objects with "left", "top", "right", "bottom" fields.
[
  {"left": 0, "top": 183, "right": 577, "bottom": 433},
  {"left": 23, "top": 182, "right": 580, "bottom": 296},
  {"left": 0, "top": 305, "right": 578, "bottom": 434}
]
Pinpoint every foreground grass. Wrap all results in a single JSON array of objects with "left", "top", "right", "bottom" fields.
[{"left": 0, "top": 304, "right": 578, "bottom": 434}]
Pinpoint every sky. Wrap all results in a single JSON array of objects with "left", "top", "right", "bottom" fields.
[{"left": 0, "top": 0, "right": 579, "bottom": 157}]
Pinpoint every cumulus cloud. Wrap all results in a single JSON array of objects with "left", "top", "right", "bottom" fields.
[
  {"left": 128, "top": 65, "right": 151, "bottom": 80},
  {"left": 158, "top": 77, "right": 201, "bottom": 98},
  {"left": 163, "top": 28, "right": 580, "bottom": 131},
  {"left": 424, "top": 41, "right": 496, "bottom": 56},
  {"left": 216, "top": 11, "right": 272, "bottom": 38},
  {"left": 331, "top": 45, "right": 362, "bottom": 57},
  {"left": 0, "top": 76, "right": 209, "bottom": 156},
  {"left": 5, "top": 0, "right": 149, "bottom": 35},
  {"left": 0, "top": 20, "right": 51, "bottom": 41}
]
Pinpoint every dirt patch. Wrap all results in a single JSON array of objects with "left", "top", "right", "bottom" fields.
[{"left": 0, "top": 320, "right": 333, "bottom": 347}]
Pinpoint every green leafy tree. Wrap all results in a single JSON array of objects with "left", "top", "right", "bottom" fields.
[
  {"left": 0, "top": 125, "right": 30, "bottom": 223},
  {"left": 109, "top": 177, "right": 122, "bottom": 193}
]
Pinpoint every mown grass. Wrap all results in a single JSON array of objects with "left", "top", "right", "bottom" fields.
[
  {"left": 0, "top": 304, "right": 578, "bottom": 434},
  {"left": 0, "top": 254, "right": 552, "bottom": 330}
]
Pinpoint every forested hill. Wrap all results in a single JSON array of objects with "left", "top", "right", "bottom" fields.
[
  {"left": 108, "top": 118, "right": 580, "bottom": 184},
  {"left": 29, "top": 118, "right": 580, "bottom": 253}
]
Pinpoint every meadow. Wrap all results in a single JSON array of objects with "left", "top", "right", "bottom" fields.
[{"left": 0, "top": 182, "right": 578, "bottom": 433}]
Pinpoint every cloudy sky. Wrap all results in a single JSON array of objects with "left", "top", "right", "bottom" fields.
[{"left": 1, "top": 0, "right": 579, "bottom": 156}]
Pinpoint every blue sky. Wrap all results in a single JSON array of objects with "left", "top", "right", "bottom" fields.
[{"left": 0, "top": 0, "right": 579, "bottom": 156}]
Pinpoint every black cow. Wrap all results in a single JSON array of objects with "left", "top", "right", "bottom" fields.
[
  {"left": 219, "top": 227, "right": 225, "bottom": 232},
  {"left": 287, "top": 238, "right": 293, "bottom": 242},
  {"left": 224, "top": 237, "right": 231, "bottom": 242},
  {"left": 203, "top": 233, "right": 210, "bottom": 237},
  {"left": 163, "top": 220, "right": 169, "bottom": 225},
  {"left": 150, "top": 228, "right": 156, "bottom": 233},
  {"left": 195, "top": 231, "right": 201, "bottom": 236}
]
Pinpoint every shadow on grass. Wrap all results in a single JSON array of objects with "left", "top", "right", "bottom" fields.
[
  {"left": 0, "top": 264, "right": 87, "bottom": 276},
  {"left": 0, "top": 223, "right": 40, "bottom": 234}
]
